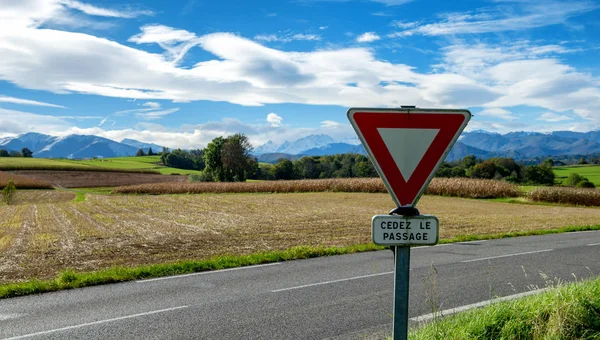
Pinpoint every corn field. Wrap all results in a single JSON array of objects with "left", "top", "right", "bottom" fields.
[
  {"left": 0, "top": 171, "right": 53, "bottom": 189},
  {"left": 425, "top": 178, "right": 520, "bottom": 199},
  {"left": 528, "top": 187, "right": 600, "bottom": 206},
  {"left": 113, "top": 177, "right": 520, "bottom": 199}
]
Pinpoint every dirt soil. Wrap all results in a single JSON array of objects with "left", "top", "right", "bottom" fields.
[
  {"left": 1, "top": 191, "right": 600, "bottom": 284},
  {"left": 7, "top": 171, "right": 188, "bottom": 188}
]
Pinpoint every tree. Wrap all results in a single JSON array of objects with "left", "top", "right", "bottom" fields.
[
  {"left": 9, "top": 150, "right": 21, "bottom": 157},
  {"left": 0, "top": 149, "right": 9, "bottom": 157},
  {"left": 147, "top": 147, "right": 154, "bottom": 156},
  {"left": 272, "top": 159, "right": 294, "bottom": 180},
  {"left": 578, "top": 157, "right": 588, "bottom": 165},
  {"left": 221, "top": 133, "right": 253, "bottom": 181},
  {"left": 21, "top": 148, "right": 33, "bottom": 158},
  {"left": 542, "top": 158, "right": 554, "bottom": 167},
  {"left": 523, "top": 165, "right": 555, "bottom": 185},
  {"left": 567, "top": 173, "right": 585, "bottom": 187},
  {"left": 136, "top": 148, "right": 145, "bottom": 157},
  {"left": 2, "top": 179, "right": 16, "bottom": 205},
  {"left": 204, "top": 136, "right": 225, "bottom": 180}
]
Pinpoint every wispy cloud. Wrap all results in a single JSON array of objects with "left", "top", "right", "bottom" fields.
[
  {"left": 254, "top": 33, "right": 321, "bottom": 43},
  {"left": 537, "top": 112, "right": 573, "bottom": 122},
  {"left": 478, "top": 108, "right": 518, "bottom": 120},
  {"left": 0, "top": 96, "right": 65, "bottom": 108},
  {"left": 390, "top": 0, "right": 598, "bottom": 37},
  {"left": 59, "top": 0, "right": 153, "bottom": 18},
  {"left": 114, "top": 102, "right": 179, "bottom": 120}
]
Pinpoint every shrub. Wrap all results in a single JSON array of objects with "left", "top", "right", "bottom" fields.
[
  {"left": 567, "top": 173, "right": 585, "bottom": 187},
  {"left": 577, "top": 180, "right": 595, "bottom": 189},
  {"left": 528, "top": 187, "right": 600, "bottom": 206},
  {"left": 189, "top": 172, "right": 214, "bottom": 183},
  {"left": 2, "top": 179, "right": 16, "bottom": 205}
]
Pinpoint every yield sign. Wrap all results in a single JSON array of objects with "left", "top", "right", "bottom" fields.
[{"left": 347, "top": 108, "right": 471, "bottom": 207}]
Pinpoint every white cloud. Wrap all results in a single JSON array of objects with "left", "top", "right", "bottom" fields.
[
  {"left": 0, "top": 4, "right": 599, "bottom": 129},
  {"left": 58, "top": 0, "right": 153, "bottom": 18},
  {"left": 537, "top": 112, "right": 573, "bottom": 122},
  {"left": 390, "top": 1, "right": 598, "bottom": 37},
  {"left": 356, "top": 32, "right": 381, "bottom": 43},
  {"left": 320, "top": 120, "right": 341, "bottom": 128},
  {"left": 478, "top": 108, "right": 518, "bottom": 120},
  {"left": 0, "top": 95, "right": 65, "bottom": 108},
  {"left": 266, "top": 113, "right": 283, "bottom": 127},
  {"left": 142, "top": 102, "right": 161, "bottom": 109},
  {"left": 319, "top": 26, "right": 328, "bottom": 30}
]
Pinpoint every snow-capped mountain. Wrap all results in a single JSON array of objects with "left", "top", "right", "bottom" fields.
[
  {"left": 121, "top": 139, "right": 165, "bottom": 153},
  {"left": 35, "top": 135, "right": 139, "bottom": 159},
  {"left": 276, "top": 134, "right": 335, "bottom": 154},
  {"left": 0, "top": 132, "right": 58, "bottom": 152},
  {"left": 253, "top": 140, "right": 279, "bottom": 154},
  {"left": 0, "top": 133, "right": 154, "bottom": 159}
]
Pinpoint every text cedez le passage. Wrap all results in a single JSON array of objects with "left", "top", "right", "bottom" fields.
[{"left": 379, "top": 220, "right": 433, "bottom": 241}]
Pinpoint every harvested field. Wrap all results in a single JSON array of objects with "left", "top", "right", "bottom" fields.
[
  {"left": 6, "top": 170, "right": 188, "bottom": 188},
  {"left": 114, "top": 177, "right": 517, "bottom": 199},
  {"left": 1, "top": 191, "right": 599, "bottom": 284},
  {"left": 0, "top": 171, "right": 53, "bottom": 189}
]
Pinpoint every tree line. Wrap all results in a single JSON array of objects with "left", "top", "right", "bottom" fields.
[
  {"left": 150, "top": 133, "right": 561, "bottom": 186},
  {"left": 0, "top": 148, "right": 33, "bottom": 158}
]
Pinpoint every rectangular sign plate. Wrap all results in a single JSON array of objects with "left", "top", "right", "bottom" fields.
[{"left": 372, "top": 214, "right": 439, "bottom": 246}]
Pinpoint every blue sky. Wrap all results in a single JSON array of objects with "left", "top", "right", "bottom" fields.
[{"left": 0, "top": 0, "right": 598, "bottom": 149}]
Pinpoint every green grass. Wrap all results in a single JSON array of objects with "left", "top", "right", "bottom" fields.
[
  {"left": 2, "top": 224, "right": 600, "bottom": 299},
  {"left": 410, "top": 275, "right": 600, "bottom": 339},
  {"left": 0, "top": 243, "right": 383, "bottom": 299},
  {"left": 554, "top": 164, "right": 600, "bottom": 186},
  {"left": 0, "top": 156, "right": 203, "bottom": 174}
]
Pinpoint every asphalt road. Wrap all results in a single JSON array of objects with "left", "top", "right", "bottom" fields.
[{"left": 1, "top": 230, "right": 600, "bottom": 340}]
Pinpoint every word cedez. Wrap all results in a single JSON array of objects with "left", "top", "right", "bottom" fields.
[{"left": 380, "top": 220, "right": 432, "bottom": 241}]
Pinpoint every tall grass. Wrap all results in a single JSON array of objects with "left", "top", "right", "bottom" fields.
[
  {"left": 528, "top": 187, "right": 600, "bottom": 207},
  {"left": 425, "top": 178, "right": 520, "bottom": 199},
  {"left": 113, "top": 177, "right": 520, "bottom": 199},
  {"left": 0, "top": 171, "right": 53, "bottom": 189},
  {"left": 411, "top": 276, "right": 600, "bottom": 339}
]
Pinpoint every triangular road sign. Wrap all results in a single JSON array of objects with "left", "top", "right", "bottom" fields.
[{"left": 348, "top": 108, "right": 471, "bottom": 207}]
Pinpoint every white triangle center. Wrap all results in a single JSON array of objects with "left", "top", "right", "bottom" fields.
[{"left": 377, "top": 128, "right": 440, "bottom": 182}]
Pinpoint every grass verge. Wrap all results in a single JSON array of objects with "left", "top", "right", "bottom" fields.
[
  {"left": 2, "top": 224, "right": 600, "bottom": 299},
  {"left": 410, "top": 275, "right": 600, "bottom": 339}
]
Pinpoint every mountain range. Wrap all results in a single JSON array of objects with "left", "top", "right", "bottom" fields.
[
  {"left": 1, "top": 130, "right": 600, "bottom": 162},
  {"left": 0, "top": 133, "right": 164, "bottom": 159}
]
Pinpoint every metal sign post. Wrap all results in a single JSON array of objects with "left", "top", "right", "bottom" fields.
[
  {"left": 393, "top": 246, "right": 410, "bottom": 340},
  {"left": 347, "top": 107, "right": 470, "bottom": 340}
]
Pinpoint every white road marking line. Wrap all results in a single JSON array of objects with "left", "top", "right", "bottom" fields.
[
  {"left": 413, "top": 239, "right": 489, "bottom": 250},
  {"left": 1, "top": 306, "right": 189, "bottom": 340},
  {"left": 271, "top": 271, "right": 393, "bottom": 293},
  {"left": 461, "top": 249, "right": 554, "bottom": 263},
  {"left": 0, "top": 314, "right": 27, "bottom": 321},
  {"left": 587, "top": 243, "right": 600, "bottom": 246},
  {"left": 410, "top": 288, "right": 546, "bottom": 323},
  {"left": 137, "top": 262, "right": 281, "bottom": 283}
]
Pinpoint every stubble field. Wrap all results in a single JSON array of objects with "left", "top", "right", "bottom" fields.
[{"left": 1, "top": 190, "right": 600, "bottom": 284}]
